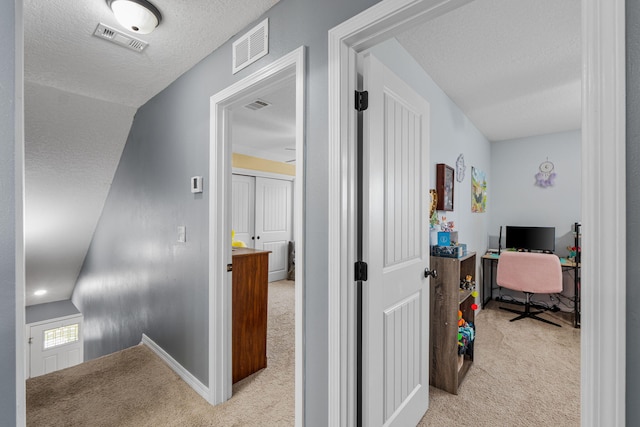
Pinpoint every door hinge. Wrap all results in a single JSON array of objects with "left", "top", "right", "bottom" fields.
[
  {"left": 355, "top": 90, "right": 368, "bottom": 111},
  {"left": 28, "top": 337, "right": 33, "bottom": 345},
  {"left": 355, "top": 261, "right": 368, "bottom": 282},
  {"left": 227, "top": 264, "right": 233, "bottom": 272}
]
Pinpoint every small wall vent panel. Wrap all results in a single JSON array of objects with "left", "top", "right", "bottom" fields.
[
  {"left": 244, "top": 99, "right": 270, "bottom": 110},
  {"left": 93, "top": 23, "right": 148, "bottom": 53},
  {"left": 232, "top": 19, "right": 269, "bottom": 74}
]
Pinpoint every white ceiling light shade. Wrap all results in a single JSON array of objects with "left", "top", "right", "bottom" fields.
[{"left": 107, "top": 0, "right": 162, "bottom": 34}]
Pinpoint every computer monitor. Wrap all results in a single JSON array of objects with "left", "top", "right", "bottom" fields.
[{"left": 505, "top": 226, "right": 555, "bottom": 253}]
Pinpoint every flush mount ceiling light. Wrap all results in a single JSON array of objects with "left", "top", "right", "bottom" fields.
[
  {"left": 107, "top": 0, "right": 162, "bottom": 34},
  {"left": 34, "top": 289, "right": 47, "bottom": 296}
]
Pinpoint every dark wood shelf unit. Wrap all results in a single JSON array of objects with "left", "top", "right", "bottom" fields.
[{"left": 429, "top": 252, "right": 476, "bottom": 394}]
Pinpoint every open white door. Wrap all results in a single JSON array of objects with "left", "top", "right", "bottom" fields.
[
  {"left": 361, "top": 53, "right": 430, "bottom": 426},
  {"left": 231, "top": 174, "right": 256, "bottom": 248}
]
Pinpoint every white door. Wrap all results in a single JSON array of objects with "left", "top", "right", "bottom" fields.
[
  {"left": 29, "top": 317, "right": 83, "bottom": 378},
  {"left": 255, "top": 177, "right": 293, "bottom": 282},
  {"left": 361, "top": 53, "right": 430, "bottom": 426},
  {"left": 232, "top": 174, "right": 256, "bottom": 248}
]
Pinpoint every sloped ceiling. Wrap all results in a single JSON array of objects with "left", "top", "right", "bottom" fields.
[{"left": 24, "top": 0, "right": 280, "bottom": 306}]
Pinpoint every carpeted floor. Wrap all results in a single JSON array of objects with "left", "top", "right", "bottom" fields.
[
  {"left": 27, "top": 287, "right": 579, "bottom": 426},
  {"left": 26, "top": 280, "right": 295, "bottom": 427},
  {"left": 419, "top": 301, "right": 580, "bottom": 426}
]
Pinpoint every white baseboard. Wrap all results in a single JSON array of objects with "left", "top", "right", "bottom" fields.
[{"left": 141, "top": 333, "right": 210, "bottom": 401}]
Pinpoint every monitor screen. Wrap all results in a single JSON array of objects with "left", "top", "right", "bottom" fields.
[{"left": 505, "top": 226, "right": 555, "bottom": 252}]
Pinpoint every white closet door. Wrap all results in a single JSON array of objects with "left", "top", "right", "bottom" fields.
[
  {"left": 255, "top": 177, "right": 293, "bottom": 282},
  {"left": 231, "top": 174, "right": 255, "bottom": 249}
]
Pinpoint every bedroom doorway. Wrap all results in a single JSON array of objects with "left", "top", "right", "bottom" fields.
[
  {"left": 327, "top": 0, "right": 625, "bottom": 425},
  {"left": 208, "top": 46, "right": 305, "bottom": 424}
]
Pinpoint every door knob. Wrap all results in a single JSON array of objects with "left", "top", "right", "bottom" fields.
[{"left": 424, "top": 268, "right": 438, "bottom": 279}]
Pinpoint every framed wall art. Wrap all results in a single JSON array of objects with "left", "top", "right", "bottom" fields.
[
  {"left": 471, "top": 166, "right": 487, "bottom": 213},
  {"left": 436, "top": 163, "right": 454, "bottom": 211}
]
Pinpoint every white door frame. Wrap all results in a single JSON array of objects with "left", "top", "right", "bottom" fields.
[
  {"left": 328, "top": 0, "right": 626, "bottom": 426},
  {"left": 209, "top": 46, "right": 305, "bottom": 424}
]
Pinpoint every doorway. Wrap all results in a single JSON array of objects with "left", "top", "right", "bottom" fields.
[
  {"left": 327, "top": 0, "right": 625, "bottom": 425},
  {"left": 208, "top": 46, "right": 305, "bottom": 424},
  {"left": 229, "top": 75, "right": 296, "bottom": 283}
]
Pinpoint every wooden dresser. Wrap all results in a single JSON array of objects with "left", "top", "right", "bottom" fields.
[{"left": 232, "top": 248, "right": 270, "bottom": 383}]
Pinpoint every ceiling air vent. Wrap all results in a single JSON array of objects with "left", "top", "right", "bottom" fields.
[
  {"left": 93, "top": 23, "right": 148, "bottom": 53},
  {"left": 244, "top": 99, "right": 270, "bottom": 111},
  {"left": 232, "top": 18, "right": 269, "bottom": 74}
]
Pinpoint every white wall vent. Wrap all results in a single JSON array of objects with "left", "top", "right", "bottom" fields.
[
  {"left": 93, "top": 23, "right": 148, "bottom": 53},
  {"left": 232, "top": 19, "right": 269, "bottom": 74}
]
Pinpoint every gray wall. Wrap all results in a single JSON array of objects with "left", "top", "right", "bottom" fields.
[
  {"left": 627, "top": 0, "right": 640, "bottom": 423},
  {"left": 490, "top": 131, "right": 581, "bottom": 307},
  {"left": 71, "top": 0, "right": 378, "bottom": 424},
  {"left": 1, "top": 0, "right": 17, "bottom": 424},
  {"left": 490, "top": 130, "right": 581, "bottom": 257}
]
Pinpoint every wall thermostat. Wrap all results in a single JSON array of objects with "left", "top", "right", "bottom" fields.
[{"left": 191, "top": 176, "right": 203, "bottom": 193}]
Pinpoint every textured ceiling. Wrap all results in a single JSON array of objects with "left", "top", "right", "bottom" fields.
[
  {"left": 24, "top": 0, "right": 581, "bottom": 306},
  {"left": 24, "top": 0, "right": 280, "bottom": 305},
  {"left": 231, "top": 77, "right": 296, "bottom": 164},
  {"left": 395, "top": 0, "right": 581, "bottom": 142},
  {"left": 25, "top": 0, "right": 280, "bottom": 108}
]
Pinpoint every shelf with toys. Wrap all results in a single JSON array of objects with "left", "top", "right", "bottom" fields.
[{"left": 429, "top": 252, "right": 479, "bottom": 394}]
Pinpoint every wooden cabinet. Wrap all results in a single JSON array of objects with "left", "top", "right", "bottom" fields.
[
  {"left": 429, "top": 252, "right": 476, "bottom": 394},
  {"left": 232, "top": 248, "right": 270, "bottom": 383}
]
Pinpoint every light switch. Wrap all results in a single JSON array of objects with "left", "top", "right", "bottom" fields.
[
  {"left": 191, "top": 176, "right": 203, "bottom": 193},
  {"left": 177, "top": 226, "right": 186, "bottom": 243}
]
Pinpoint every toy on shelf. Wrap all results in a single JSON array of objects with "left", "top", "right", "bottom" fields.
[
  {"left": 567, "top": 245, "right": 581, "bottom": 262},
  {"left": 457, "top": 309, "right": 475, "bottom": 355},
  {"left": 460, "top": 274, "right": 476, "bottom": 291},
  {"left": 439, "top": 216, "right": 455, "bottom": 232}
]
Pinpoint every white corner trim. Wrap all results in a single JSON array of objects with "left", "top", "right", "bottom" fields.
[
  {"left": 141, "top": 334, "right": 210, "bottom": 402},
  {"left": 292, "top": 47, "right": 306, "bottom": 427},
  {"left": 15, "top": 0, "right": 26, "bottom": 423},
  {"left": 581, "top": 0, "right": 626, "bottom": 425}
]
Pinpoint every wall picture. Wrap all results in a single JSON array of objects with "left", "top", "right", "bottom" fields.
[
  {"left": 436, "top": 163, "right": 454, "bottom": 211},
  {"left": 471, "top": 167, "right": 486, "bottom": 213}
]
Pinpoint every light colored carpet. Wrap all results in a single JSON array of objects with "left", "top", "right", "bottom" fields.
[
  {"left": 27, "top": 286, "right": 579, "bottom": 426},
  {"left": 26, "top": 280, "right": 295, "bottom": 427},
  {"left": 419, "top": 301, "right": 580, "bottom": 426}
]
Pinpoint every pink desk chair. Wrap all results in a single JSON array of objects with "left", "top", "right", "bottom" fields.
[{"left": 496, "top": 251, "right": 563, "bottom": 327}]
